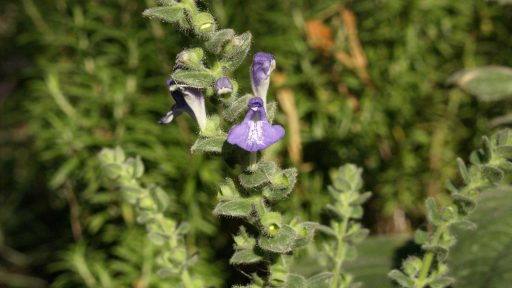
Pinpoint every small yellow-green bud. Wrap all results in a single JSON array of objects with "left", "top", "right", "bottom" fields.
[
  {"left": 191, "top": 12, "right": 216, "bottom": 34},
  {"left": 261, "top": 212, "right": 282, "bottom": 236},
  {"left": 176, "top": 48, "right": 204, "bottom": 70}
]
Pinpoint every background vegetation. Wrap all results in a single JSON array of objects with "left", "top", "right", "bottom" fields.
[{"left": 1, "top": 0, "right": 512, "bottom": 287}]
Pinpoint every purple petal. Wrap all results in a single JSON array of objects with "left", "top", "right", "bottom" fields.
[
  {"left": 215, "top": 77, "right": 233, "bottom": 95},
  {"left": 161, "top": 79, "right": 207, "bottom": 131},
  {"left": 227, "top": 97, "right": 284, "bottom": 151},
  {"left": 251, "top": 52, "right": 275, "bottom": 105}
]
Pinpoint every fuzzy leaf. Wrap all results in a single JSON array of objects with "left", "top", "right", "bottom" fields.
[
  {"left": 425, "top": 198, "right": 443, "bottom": 226},
  {"left": 263, "top": 168, "right": 298, "bottom": 201},
  {"left": 448, "top": 66, "right": 512, "bottom": 102},
  {"left": 345, "top": 228, "right": 369, "bottom": 244},
  {"left": 457, "top": 158, "right": 471, "bottom": 184},
  {"left": 429, "top": 277, "right": 455, "bottom": 288},
  {"left": 283, "top": 274, "right": 307, "bottom": 288},
  {"left": 266, "top": 101, "right": 277, "bottom": 123},
  {"left": 480, "top": 165, "right": 504, "bottom": 183},
  {"left": 220, "top": 32, "right": 252, "bottom": 71},
  {"left": 495, "top": 146, "right": 512, "bottom": 159},
  {"left": 205, "top": 29, "right": 235, "bottom": 54},
  {"left": 213, "top": 198, "right": 254, "bottom": 218},
  {"left": 414, "top": 229, "right": 429, "bottom": 245},
  {"left": 229, "top": 248, "right": 263, "bottom": 265},
  {"left": 191, "top": 135, "right": 226, "bottom": 153},
  {"left": 223, "top": 94, "right": 251, "bottom": 122},
  {"left": 388, "top": 270, "right": 414, "bottom": 287},
  {"left": 142, "top": 6, "right": 185, "bottom": 24},
  {"left": 450, "top": 186, "right": 512, "bottom": 287},
  {"left": 292, "top": 222, "right": 318, "bottom": 249},
  {"left": 239, "top": 160, "right": 277, "bottom": 188},
  {"left": 307, "top": 273, "right": 332, "bottom": 288},
  {"left": 171, "top": 70, "right": 215, "bottom": 88},
  {"left": 258, "top": 225, "right": 297, "bottom": 254}
]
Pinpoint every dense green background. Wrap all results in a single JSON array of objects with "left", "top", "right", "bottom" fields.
[{"left": 1, "top": 0, "right": 512, "bottom": 286}]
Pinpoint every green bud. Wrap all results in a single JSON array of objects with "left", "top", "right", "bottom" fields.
[
  {"left": 176, "top": 48, "right": 204, "bottom": 70},
  {"left": 261, "top": 212, "right": 282, "bottom": 236},
  {"left": 98, "top": 148, "right": 115, "bottom": 164},
  {"left": 403, "top": 256, "right": 423, "bottom": 277},
  {"left": 137, "top": 196, "right": 157, "bottom": 211},
  {"left": 191, "top": 12, "right": 216, "bottom": 35}
]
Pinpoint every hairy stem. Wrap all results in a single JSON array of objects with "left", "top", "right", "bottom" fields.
[
  {"left": 415, "top": 224, "right": 447, "bottom": 288},
  {"left": 331, "top": 216, "right": 350, "bottom": 288}
]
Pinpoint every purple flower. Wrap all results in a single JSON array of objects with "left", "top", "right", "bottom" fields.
[
  {"left": 159, "top": 79, "right": 207, "bottom": 131},
  {"left": 227, "top": 97, "right": 284, "bottom": 151},
  {"left": 215, "top": 77, "right": 233, "bottom": 95},
  {"left": 251, "top": 52, "right": 276, "bottom": 106}
]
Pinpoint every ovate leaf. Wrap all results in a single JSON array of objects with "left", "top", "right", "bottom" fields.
[
  {"left": 213, "top": 198, "right": 254, "bottom": 218},
  {"left": 449, "top": 186, "right": 512, "bottom": 288},
  {"left": 258, "top": 225, "right": 297, "bottom": 254},
  {"left": 142, "top": 6, "right": 185, "bottom": 24},
  {"left": 230, "top": 248, "right": 263, "bottom": 265},
  {"left": 448, "top": 66, "right": 512, "bottom": 102}
]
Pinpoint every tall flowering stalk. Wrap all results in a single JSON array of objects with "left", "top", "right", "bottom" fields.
[
  {"left": 142, "top": 1, "right": 317, "bottom": 286},
  {"left": 389, "top": 130, "right": 512, "bottom": 288}
]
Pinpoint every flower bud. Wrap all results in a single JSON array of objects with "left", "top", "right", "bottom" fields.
[
  {"left": 176, "top": 48, "right": 204, "bottom": 70},
  {"left": 215, "top": 77, "right": 233, "bottom": 95},
  {"left": 191, "top": 12, "right": 216, "bottom": 34},
  {"left": 261, "top": 212, "right": 282, "bottom": 236}
]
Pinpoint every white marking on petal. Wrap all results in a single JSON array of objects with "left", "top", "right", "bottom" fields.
[{"left": 247, "top": 121, "right": 264, "bottom": 146}]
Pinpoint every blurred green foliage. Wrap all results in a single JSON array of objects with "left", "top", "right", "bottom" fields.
[{"left": 1, "top": 0, "right": 512, "bottom": 286}]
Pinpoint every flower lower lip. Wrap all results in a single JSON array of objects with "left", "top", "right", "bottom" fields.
[{"left": 251, "top": 107, "right": 258, "bottom": 111}]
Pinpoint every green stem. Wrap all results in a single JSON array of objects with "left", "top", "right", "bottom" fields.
[
  {"left": 331, "top": 216, "right": 350, "bottom": 288},
  {"left": 181, "top": 270, "right": 194, "bottom": 288},
  {"left": 415, "top": 224, "right": 447, "bottom": 288},
  {"left": 249, "top": 151, "right": 258, "bottom": 171}
]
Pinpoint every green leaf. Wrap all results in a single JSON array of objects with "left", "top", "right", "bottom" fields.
[
  {"left": 449, "top": 186, "right": 512, "bottom": 288},
  {"left": 479, "top": 165, "right": 504, "bottom": 183},
  {"left": 49, "top": 157, "right": 79, "bottom": 189},
  {"left": 388, "top": 270, "right": 414, "bottom": 287},
  {"left": 220, "top": 32, "right": 252, "bottom": 72},
  {"left": 263, "top": 168, "right": 298, "bottom": 201},
  {"left": 292, "top": 222, "right": 318, "bottom": 249},
  {"left": 102, "top": 163, "right": 123, "bottom": 179},
  {"left": 142, "top": 6, "right": 185, "bottom": 24},
  {"left": 266, "top": 101, "right": 277, "bottom": 123},
  {"left": 205, "top": 29, "right": 235, "bottom": 54},
  {"left": 191, "top": 135, "right": 226, "bottom": 153},
  {"left": 213, "top": 198, "right": 254, "bottom": 218},
  {"left": 229, "top": 248, "right": 263, "bottom": 265},
  {"left": 428, "top": 277, "right": 455, "bottom": 288},
  {"left": 283, "top": 274, "right": 307, "bottom": 288},
  {"left": 345, "top": 228, "right": 369, "bottom": 244},
  {"left": 171, "top": 70, "right": 215, "bottom": 88},
  {"left": 457, "top": 158, "right": 471, "bottom": 184},
  {"left": 307, "top": 273, "right": 332, "bottom": 288},
  {"left": 258, "top": 225, "right": 297, "bottom": 253},
  {"left": 414, "top": 229, "right": 429, "bottom": 245},
  {"left": 425, "top": 198, "right": 443, "bottom": 226},
  {"left": 239, "top": 160, "right": 277, "bottom": 188},
  {"left": 223, "top": 94, "right": 250, "bottom": 122},
  {"left": 150, "top": 186, "right": 169, "bottom": 212},
  {"left": 346, "top": 236, "right": 409, "bottom": 288},
  {"left": 448, "top": 66, "right": 512, "bottom": 101},
  {"left": 495, "top": 146, "right": 512, "bottom": 159}
]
